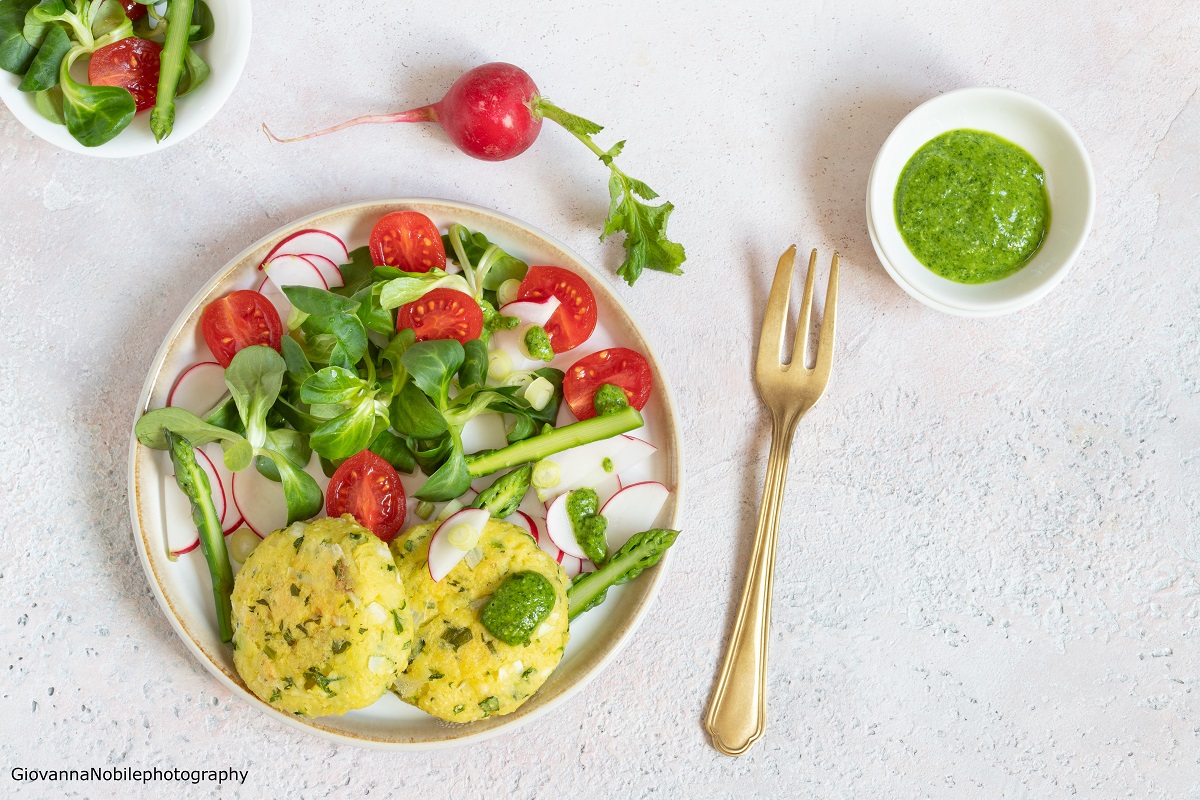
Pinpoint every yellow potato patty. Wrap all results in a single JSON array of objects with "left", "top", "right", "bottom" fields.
[
  {"left": 232, "top": 516, "right": 415, "bottom": 717},
  {"left": 390, "top": 519, "right": 569, "bottom": 722}
]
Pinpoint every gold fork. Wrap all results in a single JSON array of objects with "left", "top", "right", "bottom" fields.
[{"left": 704, "top": 246, "right": 839, "bottom": 756}]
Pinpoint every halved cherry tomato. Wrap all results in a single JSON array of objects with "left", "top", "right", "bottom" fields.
[
  {"left": 326, "top": 451, "right": 406, "bottom": 542},
  {"left": 517, "top": 265, "right": 597, "bottom": 353},
  {"left": 369, "top": 211, "right": 446, "bottom": 272},
  {"left": 88, "top": 37, "right": 161, "bottom": 113},
  {"left": 199, "top": 290, "right": 283, "bottom": 368},
  {"left": 563, "top": 347, "right": 652, "bottom": 421},
  {"left": 397, "top": 288, "right": 483, "bottom": 343},
  {"left": 120, "top": 0, "right": 147, "bottom": 20}
]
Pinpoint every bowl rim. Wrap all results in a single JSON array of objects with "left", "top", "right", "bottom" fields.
[
  {"left": 0, "top": 0, "right": 252, "bottom": 158},
  {"left": 866, "top": 86, "right": 1096, "bottom": 317},
  {"left": 125, "top": 197, "right": 685, "bottom": 749}
]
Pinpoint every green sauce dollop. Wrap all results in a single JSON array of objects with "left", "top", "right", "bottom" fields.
[
  {"left": 894, "top": 129, "right": 1050, "bottom": 284},
  {"left": 523, "top": 325, "right": 554, "bottom": 362},
  {"left": 568, "top": 487, "right": 608, "bottom": 564},
  {"left": 593, "top": 383, "right": 630, "bottom": 417},
  {"left": 480, "top": 572, "right": 555, "bottom": 646}
]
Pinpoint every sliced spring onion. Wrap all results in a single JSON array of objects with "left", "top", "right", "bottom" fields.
[
  {"left": 524, "top": 376, "right": 555, "bottom": 411},
  {"left": 531, "top": 459, "right": 561, "bottom": 490},
  {"left": 497, "top": 278, "right": 522, "bottom": 306}
]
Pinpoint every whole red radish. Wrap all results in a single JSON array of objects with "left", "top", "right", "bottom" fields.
[
  {"left": 264, "top": 63, "right": 686, "bottom": 286},
  {"left": 436, "top": 63, "right": 542, "bottom": 160}
]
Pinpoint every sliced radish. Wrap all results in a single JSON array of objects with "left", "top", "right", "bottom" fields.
[
  {"left": 261, "top": 229, "right": 349, "bottom": 270},
  {"left": 491, "top": 298, "right": 562, "bottom": 372},
  {"left": 263, "top": 253, "right": 329, "bottom": 292},
  {"left": 560, "top": 556, "right": 582, "bottom": 579},
  {"left": 545, "top": 492, "right": 587, "bottom": 559},
  {"left": 223, "top": 514, "right": 245, "bottom": 536},
  {"left": 460, "top": 412, "right": 508, "bottom": 456},
  {"left": 535, "top": 435, "right": 656, "bottom": 503},
  {"left": 167, "top": 362, "right": 226, "bottom": 416},
  {"left": 498, "top": 298, "right": 560, "bottom": 327},
  {"left": 595, "top": 473, "right": 621, "bottom": 507},
  {"left": 232, "top": 465, "right": 290, "bottom": 538},
  {"left": 200, "top": 442, "right": 234, "bottom": 525},
  {"left": 505, "top": 511, "right": 536, "bottom": 539},
  {"left": 164, "top": 447, "right": 225, "bottom": 558},
  {"left": 257, "top": 275, "right": 290, "bottom": 321},
  {"left": 299, "top": 253, "right": 344, "bottom": 288},
  {"left": 537, "top": 530, "right": 563, "bottom": 563},
  {"left": 428, "top": 508, "right": 490, "bottom": 582},
  {"left": 600, "top": 481, "right": 671, "bottom": 552}
]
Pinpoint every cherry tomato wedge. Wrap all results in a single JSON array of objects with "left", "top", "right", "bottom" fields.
[
  {"left": 517, "top": 265, "right": 597, "bottom": 353},
  {"left": 88, "top": 37, "right": 161, "bottom": 113},
  {"left": 369, "top": 211, "right": 446, "bottom": 272},
  {"left": 120, "top": 0, "right": 146, "bottom": 20},
  {"left": 326, "top": 451, "right": 406, "bottom": 542},
  {"left": 199, "top": 290, "right": 284, "bottom": 368},
  {"left": 563, "top": 347, "right": 652, "bottom": 421},
  {"left": 396, "top": 288, "right": 483, "bottom": 344}
]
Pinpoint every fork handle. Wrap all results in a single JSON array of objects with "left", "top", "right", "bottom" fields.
[{"left": 705, "top": 417, "right": 796, "bottom": 756}]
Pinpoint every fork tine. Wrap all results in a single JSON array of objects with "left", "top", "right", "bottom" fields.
[
  {"left": 790, "top": 249, "right": 818, "bottom": 369},
  {"left": 813, "top": 252, "right": 840, "bottom": 379},
  {"left": 758, "top": 246, "right": 796, "bottom": 366}
]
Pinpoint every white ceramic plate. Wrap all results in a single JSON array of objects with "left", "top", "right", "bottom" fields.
[
  {"left": 0, "top": 0, "right": 251, "bottom": 157},
  {"left": 866, "top": 87, "right": 1095, "bottom": 317},
  {"left": 127, "top": 199, "right": 684, "bottom": 749}
]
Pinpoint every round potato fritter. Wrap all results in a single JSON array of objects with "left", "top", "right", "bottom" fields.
[
  {"left": 232, "top": 516, "right": 415, "bottom": 717},
  {"left": 389, "top": 519, "right": 569, "bottom": 722}
]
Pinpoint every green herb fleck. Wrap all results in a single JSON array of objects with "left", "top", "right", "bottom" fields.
[
  {"left": 441, "top": 626, "right": 473, "bottom": 651},
  {"left": 479, "top": 696, "right": 500, "bottom": 714},
  {"left": 331, "top": 640, "right": 350, "bottom": 654},
  {"left": 303, "top": 667, "right": 341, "bottom": 697},
  {"left": 293, "top": 535, "right": 305, "bottom": 552},
  {"left": 269, "top": 690, "right": 281, "bottom": 703},
  {"left": 392, "top": 609, "right": 405, "bottom": 635},
  {"left": 290, "top": 584, "right": 301, "bottom": 597}
]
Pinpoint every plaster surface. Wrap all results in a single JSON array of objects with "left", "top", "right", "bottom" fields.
[{"left": 1, "top": 1, "right": 1198, "bottom": 797}]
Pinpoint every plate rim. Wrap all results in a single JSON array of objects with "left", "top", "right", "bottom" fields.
[{"left": 126, "top": 197, "right": 685, "bottom": 749}]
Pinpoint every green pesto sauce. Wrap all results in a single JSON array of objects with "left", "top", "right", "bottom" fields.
[
  {"left": 894, "top": 129, "right": 1050, "bottom": 284},
  {"left": 479, "top": 572, "right": 555, "bottom": 645},
  {"left": 567, "top": 488, "right": 608, "bottom": 564},
  {"left": 523, "top": 325, "right": 554, "bottom": 362},
  {"left": 593, "top": 383, "right": 630, "bottom": 416},
  {"left": 601, "top": 457, "right": 615, "bottom": 473}
]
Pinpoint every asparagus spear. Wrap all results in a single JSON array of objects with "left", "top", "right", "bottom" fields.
[
  {"left": 149, "top": 0, "right": 194, "bottom": 142},
  {"left": 472, "top": 463, "right": 533, "bottom": 518},
  {"left": 465, "top": 406, "right": 643, "bottom": 478},
  {"left": 165, "top": 430, "right": 234, "bottom": 642},
  {"left": 567, "top": 528, "right": 679, "bottom": 621}
]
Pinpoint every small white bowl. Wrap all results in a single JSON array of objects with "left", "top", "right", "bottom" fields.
[
  {"left": 866, "top": 87, "right": 1095, "bottom": 317},
  {"left": 0, "top": 1, "right": 251, "bottom": 157}
]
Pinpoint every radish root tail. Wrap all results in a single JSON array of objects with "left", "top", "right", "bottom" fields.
[{"left": 262, "top": 106, "right": 439, "bottom": 144}]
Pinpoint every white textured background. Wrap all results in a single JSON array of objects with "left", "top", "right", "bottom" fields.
[{"left": 2, "top": 1, "right": 1198, "bottom": 797}]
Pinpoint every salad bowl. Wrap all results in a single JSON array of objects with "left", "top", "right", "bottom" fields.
[
  {"left": 0, "top": 0, "right": 251, "bottom": 157},
  {"left": 127, "top": 198, "right": 684, "bottom": 748}
]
